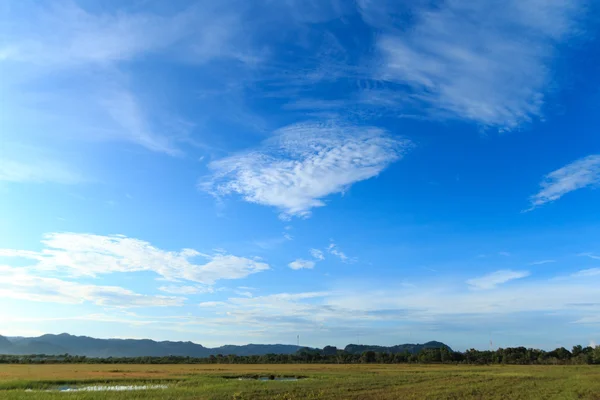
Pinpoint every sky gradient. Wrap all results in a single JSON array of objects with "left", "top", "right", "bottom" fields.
[{"left": 1, "top": 0, "right": 599, "bottom": 351}]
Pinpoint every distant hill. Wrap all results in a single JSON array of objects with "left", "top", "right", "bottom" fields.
[
  {"left": 0, "top": 333, "right": 451, "bottom": 358},
  {"left": 344, "top": 341, "right": 452, "bottom": 355},
  {"left": 0, "top": 335, "right": 12, "bottom": 348},
  {"left": 0, "top": 333, "right": 302, "bottom": 357}
]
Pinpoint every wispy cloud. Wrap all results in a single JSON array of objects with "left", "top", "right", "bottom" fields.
[
  {"left": 0, "top": 1, "right": 259, "bottom": 67},
  {"left": 201, "top": 291, "right": 335, "bottom": 327},
  {"left": 529, "top": 260, "right": 556, "bottom": 266},
  {"left": 466, "top": 270, "right": 530, "bottom": 290},
  {"left": 310, "top": 249, "right": 325, "bottom": 261},
  {"left": 252, "top": 235, "right": 291, "bottom": 250},
  {"left": 0, "top": 2, "right": 175, "bottom": 66},
  {"left": 528, "top": 155, "right": 600, "bottom": 210},
  {"left": 0, "top": 1, "right": 263, "bottom": 163},
  {"left": 158, "top": 285, "right": 215, "bottom": 295},
  {"left": 6, "top": 271, "right": 599, "bottom": 345},
  {"left": 580, "top": 253, "right": 600, "bottom": 260},
  {"left": 572, "top": 268, "right": 600, "bottom": 278},
  {"left": 234, "top": 290, "right": 254, "bottom": 298},
  {"left": 269, "top": 0, "right": 351, "bottom": 24},
  {"left": 0, "top": 157, "right": 83, "bottom": 184},
  {"left": 1, "top": 312, "right": 166, "bottom": 327},
  {"left": 327, "top": 242, "right": 354, "bottom": 263},
  {"left": 0, "top": 142, "right": 86, "bottom": 184},
  {"left": 365, "top": 0, "right": 585, "bottom": 130},
  {"left": 288, "top": 259, "right": 315, "bottom": 270},
  {"left": 0, "top": 233, "right": 269, "bottom": 285},
  {"left": 199, "top": 301, "right": 227, "bottom": 308},
  {"left": 100, "top": 89, "right": 183, "bottom": 156},
  {"left": 325, "top": 278, "right": 600, "bottom": 326},
  {"left": 168, "top": 268, "right": 600, "bottom": 345},
  {"left": 203, "top": 121, "right": 411, "bottom": 217},
  {"left": 0, "top": 266, "right": 182, "bottom": 307}
]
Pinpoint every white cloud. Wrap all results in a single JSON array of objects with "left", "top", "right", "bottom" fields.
[
  {"left": 528, "top": 155, "right": 600, "bottom": 210},
  {"left": 580, "top": 253, "right": 600, "bottom": 260},
  {"left": 325, "top": 279, "right": 600, "bottom": 321},
  {"left": 190, "top": 268, "right": 600, "bottom": 325},
  {"left": 529, "top": 260, "right": 556, "bottom": 266},
  {"left": 199, "top": 301, "right": 227, "bottom": 308},
  {"left": 2, "top": 313, "right": 164, "bottom": 327},
  {"left": 6, "top": 272, "right": 599, "bottom": 346},
  {"left": 327, "top": 242, "right": 353, "bottom": 263},
  {"left": 0, "top": 2, "right": 257, "bottom": 67},
  {"left": 466, "top": 270, "right": 530, "bottom": 290},
  {"left": 203, "top": 121, "right": 412, "bottom": 217},
  {"left": 0, "top": 232, "right": 269, "bottom": 285},
  {"left": 367, "top": 0, "right": 585, "bottom": 129},
  {"left": 288, "top": 259, "right": 315, "bottom": 270},
  {"left": 0, "top": 266, "right": 182, "bottom": 307},
  {"left": 572, "top": 316, "right": 600, "bottom": 325},
  {"left": 498, "top": 252, "right": 511, "bottom": 257},
  {"left": 310, "top": 249, "right": 325, "bottom": 260},
  {"left": 213, "top": 291, "right": 334, "bottom": 325},
  {"left": 158, "top": 285, "right": 213, "bottom": 295},
  {"left": 572, "top": 268, "right": 600, "bottom": 278},
  {"left": 171, "top": 271, "right": 600, "bottom": 344},
  {"left": 0, "top": 3, "right": 176, "bottom": 65}
]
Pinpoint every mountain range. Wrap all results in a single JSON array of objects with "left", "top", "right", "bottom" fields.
[{"left": 0, "top": 333, "right": 450, "bottom": 357}]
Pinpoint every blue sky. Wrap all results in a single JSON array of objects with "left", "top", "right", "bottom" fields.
[{"left": 1, "top": 0, "right": 599, "bottom": 351}]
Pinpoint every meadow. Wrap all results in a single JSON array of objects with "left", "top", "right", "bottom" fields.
[{"left": 0, "top": 363, "right": 598, "bottom": 399}]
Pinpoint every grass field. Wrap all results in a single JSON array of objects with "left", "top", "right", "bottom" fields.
[{"left": 0, "top": 364, "right": 598, "bottom": 399}]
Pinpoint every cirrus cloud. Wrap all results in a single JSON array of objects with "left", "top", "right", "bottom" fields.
[
  {"left": 466, "top": 269, "right": 530, "bottom": 290},
  {"left": 528, "top": 155, "right": 600, "bottom": 210},
  {"left": 365, "top": 0, "right": 586, "bottom": 130}
]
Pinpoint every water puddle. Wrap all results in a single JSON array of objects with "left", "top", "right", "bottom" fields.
[
  {"left": 258, "top": 377, "right": 299, "bottom": 382},
  {"left": 26, "top": 384, "right": 168, "bottom": 392},
  {"left": 226, "top": 376, "right": 301, "bottom": 382}
]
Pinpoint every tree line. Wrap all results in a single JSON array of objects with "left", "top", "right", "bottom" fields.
[{"left": 1, "top": 344, "right": 599, "bottom": 365}]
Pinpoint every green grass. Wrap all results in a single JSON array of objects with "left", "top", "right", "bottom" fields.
[{"left": 0, "top": 364, "right": 598, "bottom": 399}]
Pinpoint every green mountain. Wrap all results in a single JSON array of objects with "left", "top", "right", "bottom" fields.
[{"left": 344, "top": 341, "right": 452, "bottom": 355}]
